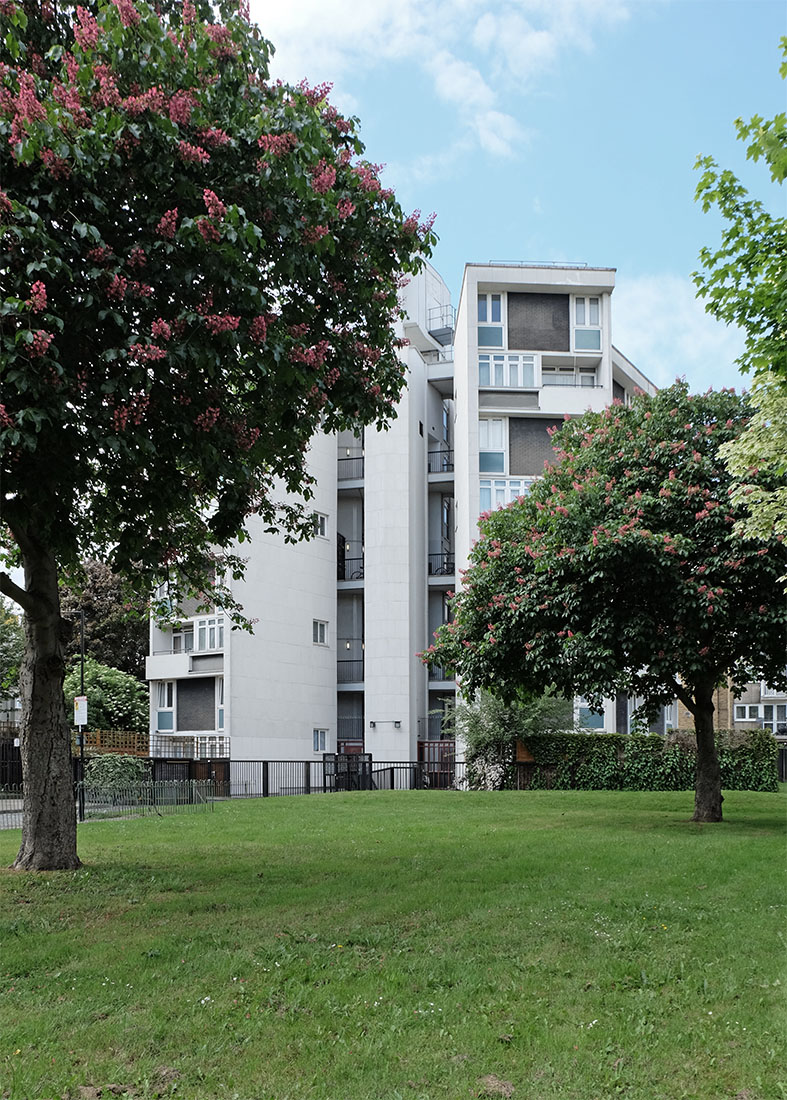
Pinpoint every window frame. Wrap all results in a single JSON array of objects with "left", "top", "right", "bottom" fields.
[
  {"left": 156, "top": 680, "right": 175, "bottom": 732},
  {"left": 573, "top": 295, "right": 601, "bottom": 352},
  {"left": 312, "top": 619, "right": 328, "bottom": 646},
  {"left": 477, "top": 292, "right": 505, "bottom": 348},
  {"left": 313, "top": 512, "right": 329, "bottom": 539},
  {"left": 478, "top": 417, "right": 506, "bottom": 474},
  {"left": 313, "top": 728, "right": 328, "bottom": 753}
]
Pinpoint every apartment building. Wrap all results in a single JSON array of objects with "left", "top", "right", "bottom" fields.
[{"left": 146, "top": 260, "right": 660, "bottom": 765}]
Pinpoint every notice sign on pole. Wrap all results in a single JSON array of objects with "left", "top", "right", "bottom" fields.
[{"left": 74, "top": 696, "right": 88, "bottom": 728}]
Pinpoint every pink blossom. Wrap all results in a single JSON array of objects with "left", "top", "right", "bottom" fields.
[
  {"left": 93, "top": 63, "right": 121, "bottom": 107},
  {"left": 0, "top": 404, "right": 14, "bottom": 428},
  {"left": 128, "top": 245, "right": 146, "bottom": 269},
  {"left": 197, "top": 218, "right": 220, "bottom": 243},
  {"left": 111, "top": 0, "right": 141, "bottom": 27},
  {"left": 123, "top": 86, "right": 166, "bottom": 116},
  {"left": 302, "top": 224, "right": 329, "bottom": 243},
  {"left": 151, "top": 319, "right": 171, "bottom": 341},
  {"left": 336, "top": 199, "right": 355, "bottom": 220},
  {"left": 169, "top": 90, "right": 196, "bottom": 126},
  {"left": 106, "top": 275, "right": 128, "bottom": 301},
  {"left": 203, "top": 189, "right": 226, "bottom": 220},
  {"left": 74, "top": 6, "right": 100, "bottom": 49},
  {"left": 28, "top": 330, "right": 54, "bottom": 357},
  {"left": 156, "top": 208, "right": 178, "bottom": 239},
  {"left": 203, "top": 314, "right": 240, "bottom": 334},
  {"left": 257, "top": 132, "right": 297, "bottom": 157},
  {"left": 248, "top": 315, "right": 267, "bottom": 344},
  {"left": 128, "top": 343, "right": 166, "bottom": 362},
  {"left": 352, "top": 163, "right": 381, "bottom": 192},
  {"left": 195, "top": 407, "right": 221, "bottom": 430},
  {"left": 198, "top": 128, "right": 231, "bottom": 147},
  {"left": 310, "top": 159, "right": 336, "bottom": 194},
  {"left": 297, "top": 79, "right": 332, "bottom": 106},
  {"left": 178, "top": 140, "right": 210, "bottom": 165},
  {"left": 0, "top": 190, "right": 12, "bottom": 218},
  {"left": 129, "top": 281, "right": 153, "bottom": 298},
  {"left": 27, "top": 281, "right": 46, "bottom": 312}
]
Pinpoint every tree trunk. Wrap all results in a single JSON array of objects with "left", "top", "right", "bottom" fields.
[
  {"left": 12, "top": 538, "right": 80, "bottom": 871},
  {"left": 692, "top": 685, "right": 723, "bottom": 823}
]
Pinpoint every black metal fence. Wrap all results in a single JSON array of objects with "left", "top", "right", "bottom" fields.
[
  {"left": 0, "top": 780, "right": 214, "bottom": 831},
  {"left": 337, "top": 456, "right": 364, "bottom": 480},
  {"left": 778, "top": 744, "right": 787, "bottom": 782},
  {"left": 337, "top": 557, "right": 364, "bottom": 581},
  {"left": 427, "top": 449, "right": 454, "bottom": 473},
  {"left": 428, "top": 553, "right": 455, "bottom": 576}
]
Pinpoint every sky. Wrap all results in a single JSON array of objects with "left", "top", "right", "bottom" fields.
[{"left": 249, "top": 0, "right": 786, "bottom": 394}]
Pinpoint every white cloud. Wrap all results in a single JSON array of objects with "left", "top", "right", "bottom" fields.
[
  {"left": 249, "top": 0, "right": 631, "bottom": 162},
  {"left": 612, "top": 274, "right": 747, "bottom": 393}
]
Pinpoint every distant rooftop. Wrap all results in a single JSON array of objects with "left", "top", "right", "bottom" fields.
[{"left": 467, "top": 261, "right": 616, "bottom": 272}]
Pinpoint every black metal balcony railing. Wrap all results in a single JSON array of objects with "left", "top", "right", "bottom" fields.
[
  {"left": 337, "top": 659, "right": 364, "bottom": 683},
  {"left": 428, "top": 665, "right": 453, "bottom": 682},
  {"left": 428, "top": 553, "right": 455, "bottom": 576},
  {"left": 427, "top": 449, "right": 454, "bottom": 474},
  {"left": 337, "top": 557, "right": 364, "bottom": 581},
  {"left": 337, "top": 456, "right": 364, "bottom": 481}
]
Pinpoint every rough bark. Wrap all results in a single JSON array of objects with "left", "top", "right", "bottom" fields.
[
  {"left": 10, "top": 532, "right": 80, "bottom": 870},
  {"left": 692, "top": 683, "right": 724, "bottom": 823}
]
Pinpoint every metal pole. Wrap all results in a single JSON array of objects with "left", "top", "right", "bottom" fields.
[{"left": 78, "top": 610, "right": 85, "bottom": 822}]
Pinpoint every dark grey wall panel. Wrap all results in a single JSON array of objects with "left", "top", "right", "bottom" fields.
[
  {"left": 508, "top": 293, "right": 569, "bottom": 352},
  {"left": 177, "top": 678, "right": 215, "bottom": 731},
  {"left": 509, "top": 418, "right": 561, "bottom": 476}
]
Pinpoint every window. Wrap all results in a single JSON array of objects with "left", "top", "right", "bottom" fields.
[
  {"left": 574, "top": 296, "right": 601, "bottom": 351},
  {"left": 313, "top": 512, "right": 328, "bottom": 539},
  {"left": 313, "top": 728, "right": 327, "bottom": 753},
  {"left": 216, "top": 678, "right": 224, "bottom": 731},
  {"left": 156, "top": 681, "right": 174, "bottom": 731},
  {"left": 477, "top": 293, "right": 504, "bottom": 347},
  {"left": 479, "top": 417, "right": 505, "bottom": 473},
  {"left": 196, "top": 616, "right": 224, "bottom": 651},
  {"left": 479, "top": 478, "right": 533, "bottom": 513},
  {"left": 764, "top": 704, "right": 787, "bottom": 733},
  {"left": 479, "top": 353, "right": 535, "bottom": 388},
  {"left": 172, "top": 625, "right": 194, "bottom": 653},
  {"left": 542, "top": 366, "right": 597, "bottom": 387},
  {"left": 313, "top": 619, "right": 328, "bottom": 645},
  {"left": 441, "top": 496, "right": 452, "bottom": 541}
]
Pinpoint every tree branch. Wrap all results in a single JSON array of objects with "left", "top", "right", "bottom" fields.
[
  {"left": 0, "top": 570, "right": 35, "bottom": 616},
  {"left": 668, "top": 677, "right": 695, "bottom": 716}
]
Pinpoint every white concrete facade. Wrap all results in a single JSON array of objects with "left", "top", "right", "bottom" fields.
[{"left": 146, "top": 259, "right": 657, "bottom": 762}]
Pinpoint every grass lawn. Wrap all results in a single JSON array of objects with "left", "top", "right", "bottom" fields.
[{"left": 0, "top": 789, "right": 785, "bottom": 1100}]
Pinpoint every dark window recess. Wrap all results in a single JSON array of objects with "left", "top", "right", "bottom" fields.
[
  {"left": 613, "top": 380, "right": 626, "bottom": 402},
  {"left": 508, "top": 293, "right": 569, "bottom": 352},
  {"left": 177, "top": 678, "right": 215, "bottom": 731},
  {"left": 508, "top": 418, "right": 561, "bottom": 476},
  {"left": 419, "top": 421, "right": 424, "bottom": 436}
]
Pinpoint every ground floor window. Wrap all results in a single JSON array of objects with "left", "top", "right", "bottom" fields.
[{"left": 313, "top": 728, "right": 327, "bottom": 753}]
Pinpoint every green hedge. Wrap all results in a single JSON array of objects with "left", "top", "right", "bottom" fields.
[{"left": 516, "top": 729, "right": 778, "bottom": 793}]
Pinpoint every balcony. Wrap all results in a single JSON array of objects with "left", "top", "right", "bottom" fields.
[
  {"left": 428, "top": 553, "right": 455, "bottom": 577},
  {"left": 338, "top": 637, "right": 364, "bottom": 684},
  {"left": 428, "top": 664, "right": 454, "bottom": 683},
  {"left": 338, "top": 455, "right": 364, "bottom": 481},
  {"left": 427, "top": 449, "right": 454, "bottom": 474},
  {"left": 427, "top": 303, "right": 456, "bottom": 346},
  {"left": 337, "top": 716, "right": 365, "bottom": 754}
]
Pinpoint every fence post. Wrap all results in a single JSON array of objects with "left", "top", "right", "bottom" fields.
[
  {"left": 304, "top": 761, "right": 311, "bottom": 795},
  {"left": 390, "top": 766, "right": 394, "bottom": 791},
  {"left": 262, "top": 760, "right": 269, "bottom": 798}
]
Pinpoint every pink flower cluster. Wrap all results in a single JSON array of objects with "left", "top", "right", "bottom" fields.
[
  {"left": 205, "top": 23, "right": 237, "bottom": 58},
  {"left": 112, "top": 0, "right": 141, "bottom": 28},
  {"left": 203, "top": 314, "right": 240, "bottom": 335},
  {"left": 28, "top": 329, "right": 54, "bottom": 357},
  {"left": 197, "top": 219, "right": 220, "bottom": 243},
  {"left": 53, "top": 80, "right": 89, "bottom": 125},
  {"left": 87, "top": 245, "right": 113, "bottom": 264},
  {"left": 123, "top": 86, "right": 165, "bottom": 116},
  {"left": 0, "top": 190, "right": 12, "bottom": 218},
  {"left": 106, "top": 275, "right": 127, "bottom": 301},
  {"left": 310, "top": 159, "right": 336, "bottom": 194},
  {"left": 151, "top": 318, "right": 171, "bottom": 341},
  {"left": 74, "top": 6, "right": 100, "bottom": 49},
  {"left": 169, "top": 90, "right": 196, "bottom": 126},
  {"left": 297, "top": 79, "right": 332, "bottom": 106},
  {"left": 257, "top": 132, "right": 297, "bottom": 157},
  {"left": 336, "top": 199, "right": 355, "bottom": 220},
  {"left": 352, "top": 163, "right": 381, "bottom": 193},
  {"left": 178, "top": 140, "right": 210, "bottom": 165},
  {"left": 129, "top": 281, "right": 153, "bottom": 298},
  {"left": 322, "top": 105, "right": 352, "bottom": 134},
  {"left": 27, "top": 281, "right": 46, "bottom": 312},
  {"left": 0, "top": 404, "right": 14, "bottom": 428},
  {"left": 156, "top": 208, "right": 178, "bottom": 239},
  {"left": 40, "top": 148, "right": 71, "bottom": 178},
  {"left": 403, "top": 209, "right": 436, "bottom": 237},
  {"left": 302, "top": 224, "right": 329, "bottom": 244},
  {"left": 248, "top": 315, "right": 267, "bottom": 344},
  {"left": 198, "top": 127, "right": 231, "bottom": 147},
  {"left": 291, "top": 340, "right": 329, "bottom": 368},
  {"left": 129, "top": 342, "right": 167, "bottom": 362},
  {"left": 113, "top": 393, "right": 149, "bottom": 431},
  {"left": 203, "top": 189, "right": 226, "bottom": 220},
  {"left": 195, "top": 407, "right": 221, "bottom": 430},
  {"left": 128, "top": 245, "right": 146, "bottom": 269},
  {"left": 93, "top": 64, "right": 121, "bottom": 108}
]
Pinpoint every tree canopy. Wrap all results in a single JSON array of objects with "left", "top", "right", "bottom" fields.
[
  {"left": 694, "top": 40, "right": 787, "bottom": 547},
  {"left": 0, "top": 0, "right": 434, "bottom": 869},
  {"left": 425, "top": 383, "right": 787, "bottom": 822},
  {"left": 60, "top": 559, "right": 149, "bottom": 680},
  {"left": 64, "top": 657, "right": 148, "bottom": 733}
]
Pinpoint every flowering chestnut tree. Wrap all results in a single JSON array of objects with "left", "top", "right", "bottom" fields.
[
  {"left": 0, "top": 0, "right": 435, "bottom": 869},
  {"left": 425, "top": 383, "right": 787, "bottom": 822}
]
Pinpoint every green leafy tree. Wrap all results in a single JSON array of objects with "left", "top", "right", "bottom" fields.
[
  {"left": 0, "top": 0, "right": 434, "bottom": 869},
  {"left": 694, "top": 40, "right": 787, "bottom": 544},
  {"left": 60, "top": 560, "right": 149, "bottom": 680},
  {"left": 0, "top": 596, "right": 24, "bottom": 697},
  {"left": 64, "top": 657, "right": 148, "bottom": 733},
  {"left": 425, "top": 383, "right": 787, "bottom": 823}
]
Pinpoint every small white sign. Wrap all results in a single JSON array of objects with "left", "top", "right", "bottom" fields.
[{"left": 74, "top": 696, "right": 88, "bottom": 728}]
